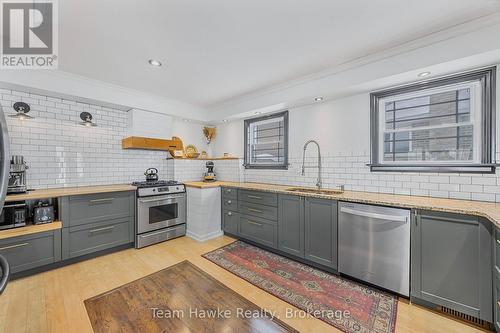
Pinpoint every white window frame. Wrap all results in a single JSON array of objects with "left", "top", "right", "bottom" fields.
[{"left": 369, "top": 67, "right": 496, "bottom": 173}]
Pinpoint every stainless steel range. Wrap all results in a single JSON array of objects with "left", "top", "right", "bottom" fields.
[{"left": 132, "top": 180, "right": 186, "bottom": 248}]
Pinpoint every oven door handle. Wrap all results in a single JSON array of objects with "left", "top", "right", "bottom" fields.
[{"left": 138, "top": 195, "right": 184, "bottom": 203}]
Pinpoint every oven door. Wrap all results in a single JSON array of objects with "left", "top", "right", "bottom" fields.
[{"left": 137, "top": 194, "right": 186, "bottom": 234}]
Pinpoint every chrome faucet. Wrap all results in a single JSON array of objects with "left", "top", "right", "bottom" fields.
[{"left": 301, "top": 140, "right": 322, "bottom": 189}]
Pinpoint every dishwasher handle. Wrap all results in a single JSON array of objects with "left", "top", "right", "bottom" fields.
[{"left": 340, "top": 207, "right": 408, "bottom": 223}]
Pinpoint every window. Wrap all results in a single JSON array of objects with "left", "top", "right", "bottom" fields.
[
  {"left": 244, "top": 111, "right": 289, "bottom": 169},
  {"left": 370, "top": 67, "right": 496, "bottom": 173}
]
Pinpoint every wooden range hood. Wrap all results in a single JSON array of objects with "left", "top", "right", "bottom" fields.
[{"left": 122, "top": 136, "right": 183, "bottom": 151}]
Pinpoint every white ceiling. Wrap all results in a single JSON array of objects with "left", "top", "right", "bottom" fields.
[{"left": 59, "top": 0, "right": 500, "bottom": 108}]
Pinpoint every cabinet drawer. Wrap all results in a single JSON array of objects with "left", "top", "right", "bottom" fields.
[
  {"left": 239, "top": 190, "right": 277, "bottom": 206},
  {"left": 0, "top": 231, "right": 61, "bottom": 273},
  {"left": 221, "top": 187, "right": 238, "bottom": 200},
  {"left": 68, "top": 191, "right": 133, "bottom": 226},
  {"left": 239, "top": 201, "right": 277, "bottom": 221},
  {"left": 222, "top": 198, "right": 238, "bottom": 210},
  {"left": 63, "top": 218, "right": 132, "bottom": 259},
  {"left": 239, "top": 215, "right": 277, "bottom": 249},
  {"left": 222, "top": 210, "right": 239, "bottom": 235}
]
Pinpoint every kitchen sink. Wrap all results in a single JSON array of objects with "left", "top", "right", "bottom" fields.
[{"left": 285, "top": 187, "right": 344, "bottom": 195}]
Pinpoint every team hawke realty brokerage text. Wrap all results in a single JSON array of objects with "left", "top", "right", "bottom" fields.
[
  {"left": 151, "top": 307, "right": 351, "bottom": 320},
  {"left": 1, "top": 0, "right": 58, "bottom": 69}
]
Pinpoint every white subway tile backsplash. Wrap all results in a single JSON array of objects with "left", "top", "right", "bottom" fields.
[{"left": 2, "top": 89, "right": 170, "bottom": 188}]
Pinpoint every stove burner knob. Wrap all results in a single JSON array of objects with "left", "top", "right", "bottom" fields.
[{"left": 153, "top": 189, "right": 156, "bottom": 192}]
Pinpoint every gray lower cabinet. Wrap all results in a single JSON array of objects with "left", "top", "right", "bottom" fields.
[
  {"left": 59, "top": 191, "right": 135, "bottom": 227},
  {"left": 0, "top": 230, "right": 61, "bottom": 273},
  {"left": 495, "top": 227, "right": 500, "bottom": 331},
  {"left": 304, "top": 197, "right": 337, "bottom": 269},
  {"left": 239, "top": 214, "right": 277, "bottom": 249},
  {"left": 222, "top": 210, "right": 239, "bottom": 236},
  {"left": 278, "top": 194, "right": 304, "bottom": 258},
  {"left": 60, "top": 191, "right": 135, "bottom": 260},
  {"left": 62, "top": 217, "right": 133, "bottom": 259},
  {"left": 411, "top": 210, "right": 492, "bottom": 322}
]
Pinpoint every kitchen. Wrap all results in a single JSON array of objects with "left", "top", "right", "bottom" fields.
[{"left": 1, "top": 1, "right": 500, "bottom": 333}]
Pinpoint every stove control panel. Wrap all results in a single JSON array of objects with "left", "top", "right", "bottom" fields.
[{"left": 137, "top": 184, "right": 185, "bottom": 197}]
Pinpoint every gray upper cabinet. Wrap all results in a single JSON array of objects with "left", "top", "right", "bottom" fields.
[
  {"left": 411, "top": 210, "right": 492, "bottom": 322},
  {"left": 304, "top": 197, "right": 337, "bottom": 269},
  {"left": 0, "top": 230, "right": 61, "bottom": 274},
  {"left": 278, "top": 194, "right": 304, "bottom": 258}
]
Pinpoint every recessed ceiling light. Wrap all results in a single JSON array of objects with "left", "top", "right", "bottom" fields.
[
  {"left": 418, "top": 71, "right": 431, "bottom": 77},
  {"left": 148, "top": 59, "right": 162, "bottom": 67},
  {"left": 314, "top": 96, "right": 324, "bottom": 102}
]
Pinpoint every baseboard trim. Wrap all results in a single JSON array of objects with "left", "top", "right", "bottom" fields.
[{"left": 186, "top": 230, "right": 223, "bottom": 242}]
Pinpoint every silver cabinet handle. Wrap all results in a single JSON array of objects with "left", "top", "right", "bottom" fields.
[
  {"left": 89, "top": 198, "right": 114, "bottom": 204},
  {"left": 227, "top": 200, "right": 232, "bottom": 204},
  {"left": 340, "top": 207, "right": 408, "bottom": 223},
  {"left": 89, "top": 226, "right": 114, "bottom": 234},
  {"left": 247, "top": 195, "right": 262, "bottom": 200},
  {"left": 498, "top": 301, "right": 500, "bottom": 307},
  {"left": 227, "top": 212, "right": 232, "bottom": 216},
  {"left": 247, "top": 208, "right": 263, "bottom": 213},
  {"left": 226, "top": 189, "right": 232, "bottom": 193},
  {"left": 496, "top": 239, "right": 500, "bottom": 245},
  {"left": 247, "top": 220, "right": 263, "bottom": 227},
  {"left": 0, "top": 242, "right": 29, "bottom": 251}
]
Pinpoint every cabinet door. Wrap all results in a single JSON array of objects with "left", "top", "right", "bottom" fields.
[
  {"left": 278, "top": 194, "right": 304, "bottom": 258},
  {"left": 222, "top": 210, "right": 239, "bottom": 236},
  {"left": 0, "top": 230, "right": 61, "bottom": 273},
  {"left": 411, "top": 211, "right": 492, "bottom": 321},
  {"left": 304, "top": 197, "right": 337, "bottom": 269},
  {"left": 495, "top": 227, "right": 500, "bottom": 331}
]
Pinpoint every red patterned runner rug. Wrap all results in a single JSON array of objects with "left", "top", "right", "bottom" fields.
[{"left": 203, "top": 240, "right": 397, "bottom": 333}]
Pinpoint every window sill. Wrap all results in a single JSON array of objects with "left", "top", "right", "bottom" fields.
[
  {"left": 369, "top": 164, "right": 496, "bottom": 174},
  {"left": 244, "top": 164, "right": 289, "bottom": 170}
]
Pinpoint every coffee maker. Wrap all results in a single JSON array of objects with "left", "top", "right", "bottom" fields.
[
  {"left": 203, "top": 161, "right": 216, "bottom": 182},
  {"left": 8, "top": 155, "right": 28, "bottom": 194}
]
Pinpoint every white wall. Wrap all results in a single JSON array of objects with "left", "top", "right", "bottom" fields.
[{"left": 215, "top": 94, "right": 370, "bottom": 158}]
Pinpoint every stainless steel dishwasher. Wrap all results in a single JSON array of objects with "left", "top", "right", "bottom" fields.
[{"left": 338, "top": 202, "right": 410, "bottom": 296}]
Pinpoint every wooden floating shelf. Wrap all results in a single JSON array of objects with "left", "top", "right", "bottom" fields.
[
  {"left": 167, "top": 157, "right": 240, "bottom": 160},
  {"left": 122, "top": 136, "right": 183, "bottom": 151},
  {"left": 0, "top": 221, "right": 62, "bottom": 240}
]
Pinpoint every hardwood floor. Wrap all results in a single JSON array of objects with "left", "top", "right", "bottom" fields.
[{"left": 0, "top": 235, "right": 490, "bottom": 333}]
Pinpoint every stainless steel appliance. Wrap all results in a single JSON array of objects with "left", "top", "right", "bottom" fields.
[
  {"left": 0, "top": 105, "right": 10, "bottom": 210},
  {"left": 338, "top": 202, "right": 410, "bottom": 296},
  {"left": 33, "top": 202, "right": 55, "bottom": 225},
  {"left": 0, "top": 201, "right": 26, "bottom": 229},
  {"left": 133, "top": 180, "right": 186, "bottom": 248},
  {"left": 8, "top": 155, "right": 28, "bottom": 194}
]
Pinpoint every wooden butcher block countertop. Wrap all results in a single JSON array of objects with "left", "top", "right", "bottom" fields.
[
  {"left": 5, "top": 184, "right": 136, "bottom": 202},
  {"left": 185, "top": 181, "right": 500, "bottom": 228}
]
